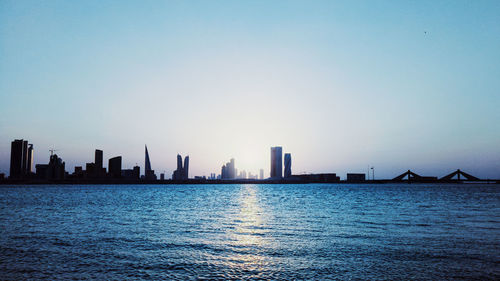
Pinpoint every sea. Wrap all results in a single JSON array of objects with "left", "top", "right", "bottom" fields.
[{"left": 0, "top": 183, "right": 499, "bottom": 280}]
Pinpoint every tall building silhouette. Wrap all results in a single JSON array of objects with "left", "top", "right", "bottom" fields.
[
  {"left": 94, "top": 149, "right": 105, "bottom": 177},
  {"left": 27, "top": 144, "right": 34, "bottom": 174},
  {"left": 122, "top": 165, "right": 140, "bottom": 180},
  {"left": 145, "top": 145, "right": 155, "bottom": 180},
  {"left": 21, "top": 140, "right": 28, "bottom": 176},
  {"left": 184, "top": 156, "right": 189, "bottom": 179},
  {"left": 145, "top": 145, "right": 151, "bottom": 173},
  {"left": 177, "top": 154, "right": 182, "bottom": 174},
  {"left": 108, "top": 156, "right": 122, "bottom": 178},
  {"left": 173, "top": 154, "right": 189, "bottom": 180},
  {"left": 95, "top": 149, "right": 103, "bottom": 170},
  {"left": 10, "top": 139, "right": 33, "bottom": 179},
  {"left": 284, "top": 153, "right": 292, "bottom": 178},
  {"left": 260, "top": 169, "right": 264, "bottom": 180},
  {"left": 270, "top": 146, "right": 283, "bottom": 179}
]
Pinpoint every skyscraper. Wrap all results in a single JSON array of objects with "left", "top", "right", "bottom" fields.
[
  {"left": 10, "top": 140, "right": 24, "bottom": 179},
  {"left": 177, "top": 154, "right": 183, "bottom": 175},
  {"left": 108, "top": 156, "right": 122, "bottom": 178},
  {"left": 21, "top": 140, "right": 28, "bottom": 175},
  {"left": 145, "top": 145, "right": 151, "bottom": 173},
  {"left": 260, "top": 169, "right": 264, "bottom": 180},
  {"left": 27, "top": 144, "right": 34, "bottom": 174},
  {"left": 10, "top": 139, "right": 32, "bottom": 179},
  {"left": 184, "top": 156, "right": 189, "bottom": 179},
  {"left": 284, "top": 153, "right": 292, "bottom": 178},
  {"left": 94, "top": 149, "right": 105, "bottom": 177},
  {"left": 221, "top": 158, "right": 236, "bottom": 179},
  {"left": 145, "top": 145, "right": 155, "bottom": 180},
  {"left": 95, "top": 149, "right": 103, "bottom": 171},
  {"left": 270, "top": 146, "right": 283, "bottom": 179},
  {"left": 173, "top": 154, "right": 189, "bottom": 180},
  {"left": 229, "top": 158, "right": 235, "bottom": 179}
]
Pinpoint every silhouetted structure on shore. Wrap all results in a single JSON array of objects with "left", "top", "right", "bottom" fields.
[
  {"left": 284, "top": 153, "right": 292, "bottom": 178},
  {"left": 2, "top": 138, "right": 498, "bottom": 185},
  {"left": 108, "top": 156, "right": 122, "bottom": 178},
  {"left": 441, "top": 169, "right": 479, "bottom": 181},
  {"left": 36, "top": 154, "right": 66, "bottom": 180},
  {"left": 347, "top": 173, "right": 366, "bottom": 182},
  {"left": 270, "top": 146, "right": 283, "bottom": 179},
  {"left": 172, "top": 154, "right": 189, "bottom": 180},
  {"left": 290, "top": 173, "right": 340, "bottom": 183},
  {"left": 10, "top": 139, "right": 34, "bottom": 179},
  {"left": 122, "top": 166, "right": 140, "bottom": 180},
  {"left": 95, "top": 149, "right": 103, "bottom": 173},
  {"left": 144, "top": 145, "right": 156, "bottom": 180},
  {"left": 392, "top": 169, "right": 484, "bottom": 183}
]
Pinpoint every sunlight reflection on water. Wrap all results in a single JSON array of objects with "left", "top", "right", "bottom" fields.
[{"left": 223, "top": 185, "right": 271, "bottom": 273}]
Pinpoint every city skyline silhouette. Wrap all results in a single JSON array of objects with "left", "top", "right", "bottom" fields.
[
  {"left": 1, "top": 2, "right": 499, "bottom": 280},
  {"left": 1, "top": 1, "right": 499, "bottom": 179},
  {"left": 3, "top": 138, "right": 497, "bottom": 183}
]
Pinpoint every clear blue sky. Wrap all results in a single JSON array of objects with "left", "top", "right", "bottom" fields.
[{"left": 1, "top": 0, "right": 499, "bottom": 179}]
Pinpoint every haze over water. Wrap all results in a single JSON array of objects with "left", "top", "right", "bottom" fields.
[{"left": 1, "top": 183, "right": 499, "bottom": 280}]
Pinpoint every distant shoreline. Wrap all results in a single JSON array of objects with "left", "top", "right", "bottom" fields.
[{"left": 1, "top": 179, "right": 499, "bottom": 185}]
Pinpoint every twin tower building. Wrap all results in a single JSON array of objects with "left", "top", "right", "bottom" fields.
[
  {"left": 270, "top": 146, "right": 292, "bottom": 179},
  {"left": 145, "top": 145, "right": 189, "bottom": 181}
]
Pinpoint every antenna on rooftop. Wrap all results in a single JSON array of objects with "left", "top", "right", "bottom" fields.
[{"left": 49, "top": 148, "right": 59, "bottom": 156}]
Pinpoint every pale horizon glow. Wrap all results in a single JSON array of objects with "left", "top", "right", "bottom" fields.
[{"left": 1, "top": 0, "right": 499, "bottom": 179}]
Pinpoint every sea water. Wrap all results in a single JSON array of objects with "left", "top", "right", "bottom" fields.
[{"left": 0, "top": 184, "right": 498, "bottom": 280}]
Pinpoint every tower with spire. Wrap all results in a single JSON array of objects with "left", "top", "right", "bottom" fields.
[{"left": 144, "top": 145, "right": 156, "bottom": 180}]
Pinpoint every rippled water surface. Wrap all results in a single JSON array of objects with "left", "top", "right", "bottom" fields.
[{"left": 0, "top": 184, "right": 499, "bottom": 280}]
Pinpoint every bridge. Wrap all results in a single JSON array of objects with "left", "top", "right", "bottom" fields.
[{"left": 392, "top": 169, "right": 485, "bottom": 183}]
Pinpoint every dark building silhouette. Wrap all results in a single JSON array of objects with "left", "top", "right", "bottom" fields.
[
  {"left": 347, "top": 173, "right": 366, "bottom": 182},
  {"left": 173, "top": 155, "right": 182, "bottom": 180},
  {"left": 144, "top": 145, "right": 156, "bottom": 180},
  {"left": 21, "top": 140, "right": 28, "bottom": 175},
  {"left": 173, "top": 154, "right": 189, "bottom": 180},
  {"left": 10, "top": 140, "right": 24, "bottom": 179},
  {"left": 10, "top": 139, "right": 33, "bottom": 179},
  {"left": 73, "top": 166, "right": 83, "bottom": 178},
  {"left": 177, "top": 154, "right": 182, "bottom": 173},
  {"left": 85, "top": 163, "right": 95, "bottom": 176},
  {"left": 270, "top": 146, "right": 282, "bottom": 179},
  {"left": 133, "top": 165, "right": 140, "bottom": 179},
  {"left": 36, "top": 154, "right": 66, "bottom": 180},
  {"left": 122, "top": 165, "right": 140, "bottom": 180},
  {"left": 95, "top": 149, "right": 103, "bottom": 170},
  {"left": 293, "top": 173, "right": 340, "bottom": 183},
  {"left": 284, "top": 153, "right": 291, "bottom": 178},
  {"left": 108, "top": 156, "right": 122, "bottom": 178},
  {"left": 95, "top": 149, "right": 103, "bottom": 169},
  {"left": 81, "top": 149, "right": 106, "bottom": 179},
  {"left": 184, "top": 156, "right": 189, "bottom": 179}
]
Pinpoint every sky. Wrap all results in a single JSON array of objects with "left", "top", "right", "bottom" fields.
[{"left": 1, "top": 0, "right": 499, "bottom": 179}]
